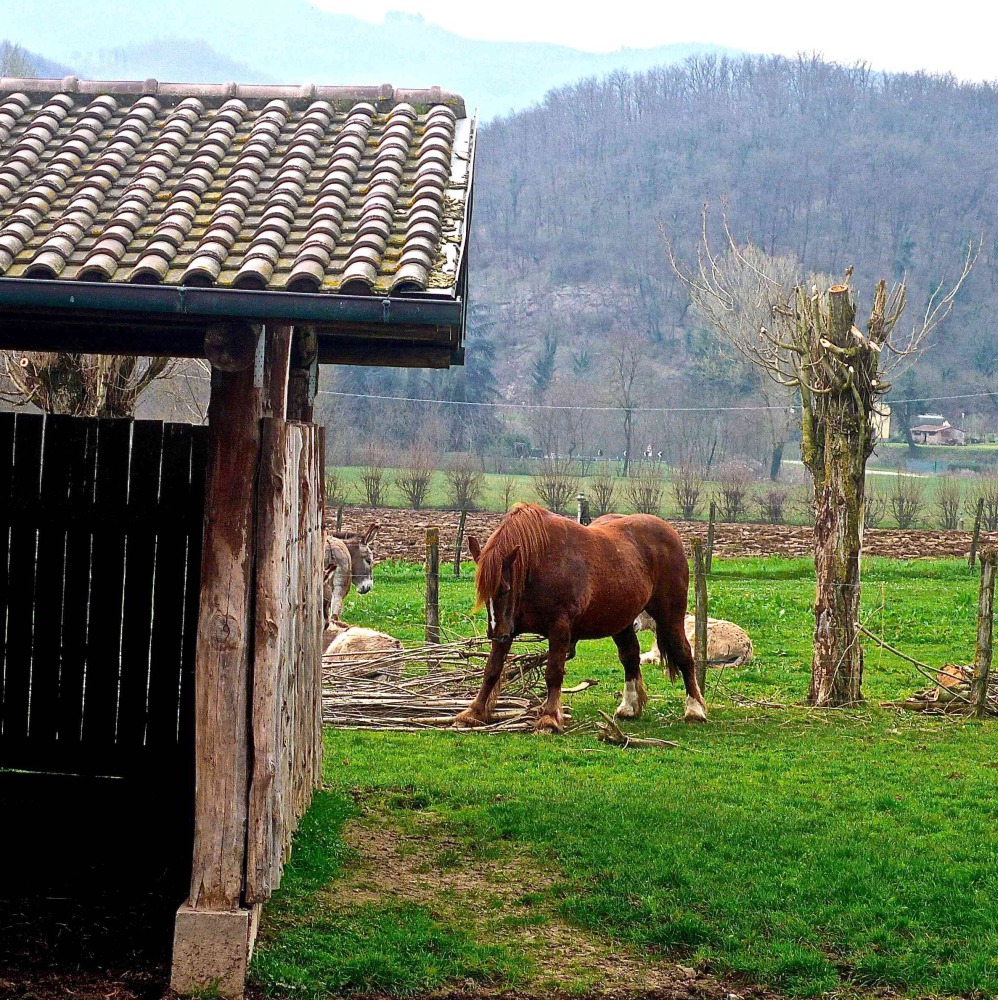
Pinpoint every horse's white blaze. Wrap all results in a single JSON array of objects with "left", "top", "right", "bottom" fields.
[
  {"left": 617, "top": 679, "right": 642, "bottom": 718},
  {"left": 486, "top": 599, "right": 496, "bottom": 633},
  {"left": 685, "top": 695, "right": 707, "bottom": 721}
]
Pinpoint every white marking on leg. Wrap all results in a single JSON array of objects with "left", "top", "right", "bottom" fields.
[
  {"left": 617, "top": 679, "right": 641, "bottom": 718},
  {"left": 685, "top": 695, "right": 707, "bottom": 721}
]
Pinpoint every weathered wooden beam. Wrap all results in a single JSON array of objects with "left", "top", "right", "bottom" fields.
[
  {"left": 187, "top": 358, "right": 261, "bottom": 910},
  {"left": 264, "top": 323, "right": 293, "bottom": 418},
  {"left": 172, "top": 336, "right": 263, "bottom": 998},
  {"left": 247, "top": 418, "right": 288, "bottom": 903},
  {"left": 204, "top": 323, "right": 263, "bottom": 372},
  {"left": 288, "top": 325, "right": 319, "bottom": 422},
  {"left": 317, "top": 339, "right": 455, "bottom": 368}
]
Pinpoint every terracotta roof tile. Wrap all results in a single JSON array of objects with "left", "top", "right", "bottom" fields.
[{"left": 0, "top": 79, "right": 474, "bottom": 297}]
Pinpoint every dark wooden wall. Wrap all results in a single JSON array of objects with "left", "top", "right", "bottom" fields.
[{"left": 0, "top": 412, "right": 207, "bottom": 779}]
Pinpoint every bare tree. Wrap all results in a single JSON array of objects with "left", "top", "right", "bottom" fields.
[
  {"left": 587, "top": 461, "right": 617, "bottom": 516},
  {"left": 603, "top": 331, "right": 648, "bottom": 477},
  {"left": 533, "top": 456, "right": 578, "bottom": 515},
  {"left": 1, "top": 352, "right": 177, "bottom": 417},
  {"left": 670, "top": 211, "right": 976, "bottom": 705},
  {"left": 394, "top": 445, "right": 438, "bottom": 510},
  {"left": 935, "top": 475, "right": 963, "bottom": 530},
  {"left": 888, "top": 467, "right": 925, "bottom": 529}
]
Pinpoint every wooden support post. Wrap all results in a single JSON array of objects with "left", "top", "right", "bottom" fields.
[
  {"left": 576, "top": 492, "right": 591, "bottom": 525},
  {"left": 263, "top": 323, "right": 293, "bottom": 418},
  {"left": 972, "top": 548, "right": 996, "bottom": 718},
  {"left": 454, "top": 508, "right": 468, "bottom": 577},
  {"left": 426, "top": 527, "right": 440, "bottom": 644},
  {"left": 172, "top": 333, "right": 263, "bottom": 998},
  {"left": 335, "top": 503, "right": 344, "bottom": 533},
  {"left": 969, "top": 497, "right": 985, "bottom": 570},
  {"left": 692, "top": 538, "right": 708, "bottom": 694},
  {"left": 706, "top": 501, "right": 716, "bottom": 575},
  {"left": 288, "top": 326, "right": 319, "bottom": 423}
]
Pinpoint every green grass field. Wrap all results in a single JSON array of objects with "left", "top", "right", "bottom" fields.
[{"left": 252, "top": 558, "right": 998, "bottom": 998}]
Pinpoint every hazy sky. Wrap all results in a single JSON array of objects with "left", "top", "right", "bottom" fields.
[{"left": 310, "top": 0, "right": 996, "bottom": 83}]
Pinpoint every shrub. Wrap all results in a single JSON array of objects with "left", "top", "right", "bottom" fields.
[
  {"left": 359, "top": 446, "right": 388, "bottom": 507},
  {"left": 864, "top": 492, "right": 887, "bottom": 528},
  {"left": 445, "top": 454, "right": 485, "bottom": 510},
  {"left": 672, "top": 461, "right": 706, "bottom": 520},
  {"left": 715, "top": 461, "right": 754, "bottom": 522},
  {"left": 325, "top": 469, "right": 351, "bottom": 508},
  {"left": 623, "top": 466, "right": 666, "bottom": 515},
  {"left": 935, "top": 476, "right": 963, "bottom": 530},
  {"left": 967, "top": 474, "right": 998, "bottom": 531},
  {"left": 888, "top": 468, "right": 925, "bottom": 529},
  {"left": 587, "top": 462, "right": 617, "bottom": 517},
  {"left": 394, "top": 447, "right": 437, "bottom": 509},
  {"left": 499, "top": 474, "right": 519, "bottom": 511},
  {"left": 756, "top": 486, "right": 788, "bottom": 525},
  {"left": 533, "top": 457, "right": 578, "bottom": 515}
]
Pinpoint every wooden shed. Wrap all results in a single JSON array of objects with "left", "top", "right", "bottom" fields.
[{"left": 0, "top": 76, "right": 474, "bottom": 997}]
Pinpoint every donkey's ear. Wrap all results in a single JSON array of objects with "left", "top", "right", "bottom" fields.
[
  {"left": 363, "top": 523, "right": 380, "bottom": 544},
  {"left": 468, "top": 535, "right": 482, "bottom": 563}
]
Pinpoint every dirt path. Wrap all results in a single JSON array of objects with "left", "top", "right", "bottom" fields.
[
  {"left": 333, "top": 504, "right": 998, "bottom": 564},
  {"left": 312, "top": 797, "right": 780, "bottom": 1000}
]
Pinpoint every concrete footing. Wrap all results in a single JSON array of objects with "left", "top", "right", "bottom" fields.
[{"left": 170, "top": 904, "right": 260, "bottom": 998}]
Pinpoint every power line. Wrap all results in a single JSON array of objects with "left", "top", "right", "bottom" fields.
[{"left": 316, "top": 388, "right": 998, "bottom": 414}]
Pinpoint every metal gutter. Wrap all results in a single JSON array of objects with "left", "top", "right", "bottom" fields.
[{"left": 0, "top": 277, "right": 463, "bottom": 328}]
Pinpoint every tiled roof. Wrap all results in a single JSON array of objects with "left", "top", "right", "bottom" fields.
[{"left": 0, "top": 79, "right": 473, "bottom": 297}]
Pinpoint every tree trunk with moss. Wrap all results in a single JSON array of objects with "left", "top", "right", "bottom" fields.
[{"left": 800, "top": 285, "right": 876, "bottom": 706}]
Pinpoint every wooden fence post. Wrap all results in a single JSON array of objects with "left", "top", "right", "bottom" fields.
[
  {"left": 335, "top": 503, "right": 344, "bottom": 533},
  {"left": 453, "top": 509, "right": 468, "bottom": 577},
  {"left": 969, "top": 497, "right": 985, "bottom": 570},
  {"left": 426, "top": 527, "right": 440, "bottom": 644},
  {"left": 692, "top": 538, "right": 708, "bottom": 694},
  {"left": 705, "top": 501, "right": 716, "bottom": 575},
  {"left": 972, "top": 548, "right": 996, "bottom": 718},
  {"left": 576, "top": 492, "right": 591, "bottom": 525}
]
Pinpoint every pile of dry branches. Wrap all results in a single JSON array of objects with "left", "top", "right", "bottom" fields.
[{"left": 322, "top": 635, "right": 571, "bottom": 731}]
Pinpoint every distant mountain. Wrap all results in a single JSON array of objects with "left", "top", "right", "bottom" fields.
[{"left": 0, "top": 0, "right": 737, "bottom": 118}]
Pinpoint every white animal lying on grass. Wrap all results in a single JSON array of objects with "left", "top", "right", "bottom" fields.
[{"left": 634, "top": 611, "right": 753, "bottom": 669}]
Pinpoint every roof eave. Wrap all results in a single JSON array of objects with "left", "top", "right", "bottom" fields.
[{"left": 0, "top": 277, "right": 465, "bottom": 367}]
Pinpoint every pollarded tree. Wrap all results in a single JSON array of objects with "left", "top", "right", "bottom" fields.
[
  {"left": 1, "top": 352, "right": 176, "bottom": 417},
  {"left": 669, "top": 214, "right": 976, "bottom": 705}
]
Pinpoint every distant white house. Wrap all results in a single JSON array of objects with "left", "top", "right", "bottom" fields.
[
  {"left": 910, "top": 415, "right": 966, "bottom": 445},
  {"left": 871, "top": 402, "right": 891, "bottom": 441}
]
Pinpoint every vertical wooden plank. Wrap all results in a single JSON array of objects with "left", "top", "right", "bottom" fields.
[
  {"left": 2, "top": 413, "right": 44, "bottom": 742},
  {"left": 0, "top": 412, "right": 17, "bottom": 735},
  {"left": 147, "top": 425, "right": 195, "bottom": 751},
  {"left": 81, "top": 419, "right": 132, "bottom": 749},
  {"left": 115, "top": 421, "right": 165, "bottom": 753},
  {"left": 247, "top": 417, "right": 288, "bottom": 905},
  {"left": 57, "top": 418, "right": 99, "bottom": 746},
  {"left": 187, "top": 362, "right": 261, "bottom": 912},
  {"left": 178, "top": 426, "right": 210, "bottom": 763},
  {"left": 27, "top": 415, "right": 76, "bottom": 744}
]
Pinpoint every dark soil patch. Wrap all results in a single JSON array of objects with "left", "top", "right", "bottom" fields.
[
  {"left": 333, "top": 504, "right": 997, "bottom": 564},
  {"left": 0, "top": 771, "right": 190, "bottom": 1000}
]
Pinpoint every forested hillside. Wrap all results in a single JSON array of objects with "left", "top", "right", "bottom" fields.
[{"left": 330, "top": 55, "right": 998, "bottom": 463}]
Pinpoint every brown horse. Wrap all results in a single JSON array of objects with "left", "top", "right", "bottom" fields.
[{"left": 454, "top": 503, "right": 706, "bottom": 733}]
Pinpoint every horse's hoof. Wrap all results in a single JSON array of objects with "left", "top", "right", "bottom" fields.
[
  {"left": 684, "top": 696, "right": 708, "bottom": 723},
  {"left": 534, "top": 713, "right": 564, "bottom": 734},
  {"left": 615, "top": 703, "right": 642, "bottom": 719},
  {"left": 452, "top": 709, "right": 488, "bottom": 729}
]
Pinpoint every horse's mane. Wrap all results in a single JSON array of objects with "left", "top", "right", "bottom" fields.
[{"left": 473, "top": 503, "right": 551, "bottom": 612}]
